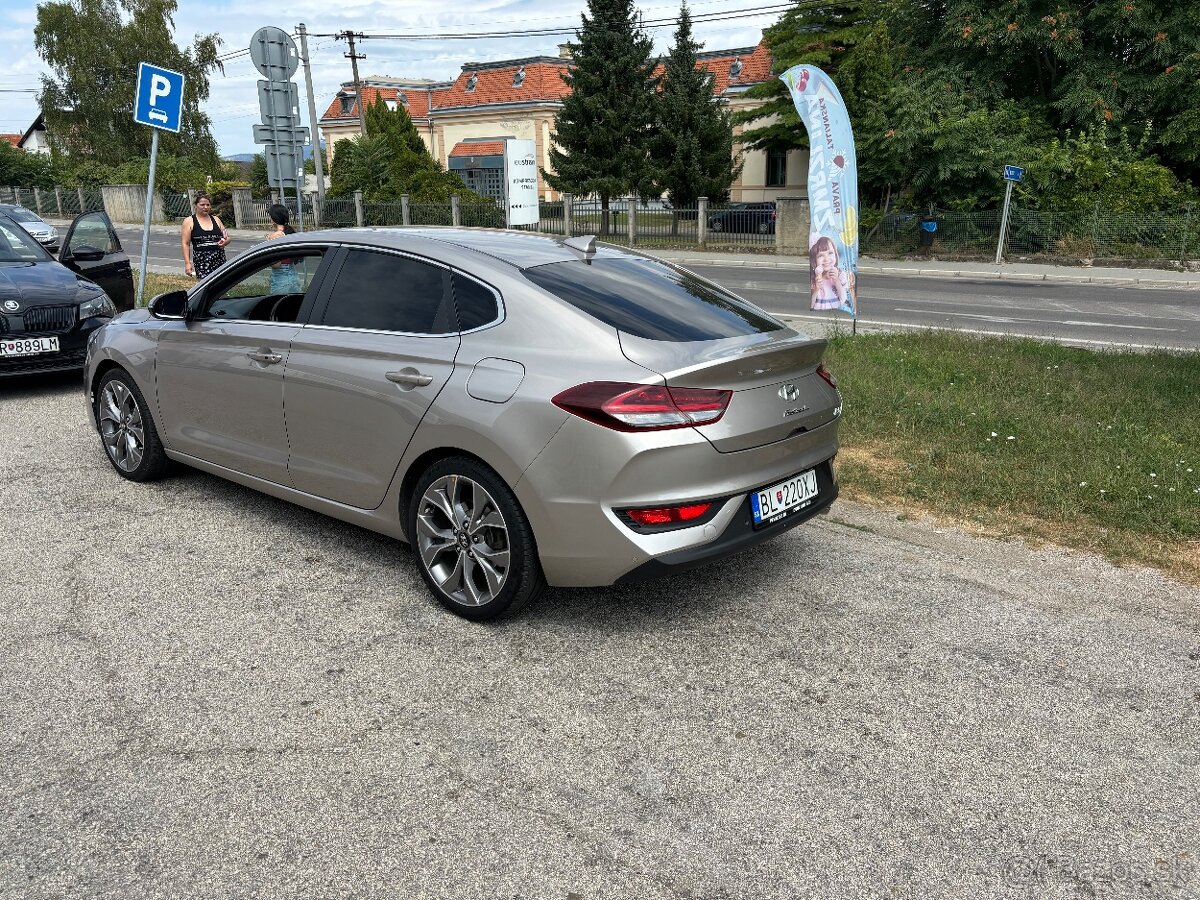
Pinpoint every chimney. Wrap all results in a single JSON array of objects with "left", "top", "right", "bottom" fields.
[{"left": 558, "top": 43, "right": 573, "bottom": 59}]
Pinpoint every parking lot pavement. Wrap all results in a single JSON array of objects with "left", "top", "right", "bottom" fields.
[{"left": 2, "top": 375, "right": 1199, "bottom": 900}]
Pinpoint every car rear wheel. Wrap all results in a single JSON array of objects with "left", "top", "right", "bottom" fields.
[
  {"left": 710, "top": 219, "right": 724, "bottom": 233},
  {"left": 96, "top": 369, "right": 170, "bottom": 481},
  {"left": 408, "top": 457, "right": 545, "bottom": 620},
  {"left": 758, "top": 221, "right": 771, "bottom": 234}
]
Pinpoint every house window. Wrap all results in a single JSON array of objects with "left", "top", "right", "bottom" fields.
[
  {"left": 338, "top": 93, "right": 354, "bottom": 116},
  {"left": 729, "top": 58, "right": 743, "bottom": 80},
  {"left": 766, "top": 149, "right": 787, "bottom": 187},
  {"left": 466, "top": 74, "right": 478, "bottom": 92},
  {"left": 513, "top": 66, "right": 525, "bottom": 88}
]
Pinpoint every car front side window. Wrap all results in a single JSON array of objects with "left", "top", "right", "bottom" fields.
[{"left": 202, "top": 251, "right": 325, "bottom": 323}]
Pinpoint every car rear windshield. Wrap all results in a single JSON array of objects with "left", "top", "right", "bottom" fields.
[{"left": 523, "top": 257, "right": 782, "bottom": 342}]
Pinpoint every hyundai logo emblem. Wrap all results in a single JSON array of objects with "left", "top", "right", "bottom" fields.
[
  {"left": 778, "top": 383, "right": 800, "bottom": 402},
  {"left": 2, "top": 299, "right": 19, "bottom": 313}
]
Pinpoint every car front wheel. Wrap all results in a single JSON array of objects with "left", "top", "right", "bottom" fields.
[
  {"left": 95, "top": 369, "right": 170, "bottom": 481},
  {"left": 408, "top": 457, "right": 545, "bottom": 620}
]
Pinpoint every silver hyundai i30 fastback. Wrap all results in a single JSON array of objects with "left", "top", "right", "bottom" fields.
[{"left": 85, "top": 228, "right": 841, "bottom": 619}]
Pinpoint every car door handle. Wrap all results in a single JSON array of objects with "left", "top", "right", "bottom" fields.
[
  {"left": 385, "top": 370, "right": 434, "bottom": 387},
  {"left": 247, "top": 350, "right": 283, "bottom": 365}
]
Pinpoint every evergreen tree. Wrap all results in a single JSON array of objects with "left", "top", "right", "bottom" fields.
[
  {"left": 544, "top": 0, "right": 659, "bottom": 232},
  {"left": 35, "top": 0, "right": 222, "bottom": 172},
  {"left": 652, "top": 4, "right": 738, "bottom": 232}
]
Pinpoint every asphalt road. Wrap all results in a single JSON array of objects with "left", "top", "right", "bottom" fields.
[
  {"left": 3, "top": 375, "right": 1198, "bottom": 899},
  {"left": 696, "top": 265, "right": 1200, "bottom": 352},
  {"left": 113, "top": 223, "right": 1200, "bottom": 351}
]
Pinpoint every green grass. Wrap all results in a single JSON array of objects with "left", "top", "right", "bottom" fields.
[
  {"left": 824, "top": 330, "right": 1200, "bottom": 582},
  {"left": 137, "top": 271, "right": 194, "bottom": 305}
]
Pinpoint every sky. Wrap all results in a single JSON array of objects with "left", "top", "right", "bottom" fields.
[{"left": 0, "top": 0, "right": 782, "bottom": 157}]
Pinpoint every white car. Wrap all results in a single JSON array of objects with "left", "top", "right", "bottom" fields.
[{"left": 0, "top": 203, "right": 59, "bottom": 251}]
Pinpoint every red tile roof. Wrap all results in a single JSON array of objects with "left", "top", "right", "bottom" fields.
[
  {"left": 1, "top": 134, "right": 20, "bottom": 148},
  {"left": 449, "top": 141, "right": 506, "bottom": 157},
  {"left": 319, "top": 43, "right": 772, "bottom": 125},
  {"left": 320, "top": 86, "right": 431, "bottom": 123},
  {"left": 695, "top": 43, "right": 774, "bottom": 94},
  {"left": 433, "top": 62, "right": 571, "bottom": 110}
]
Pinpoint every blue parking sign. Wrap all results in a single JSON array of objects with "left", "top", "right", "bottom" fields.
[
  {"left": 1003, "top": 164, "right": 1025, "bottom": 183},
  {"left": 134, "top": 62, "right": 185, "bottom": 132}
]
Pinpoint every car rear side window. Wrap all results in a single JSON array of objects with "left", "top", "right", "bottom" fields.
[
  {"left": 322, "top": 249, "right": 454, "bottom": 334},
  {"left": 451, "top": 272, "right": 500, "bottom": 330},
  {"left": 523, "top": 257, "right": 782, "bottom": 342}
]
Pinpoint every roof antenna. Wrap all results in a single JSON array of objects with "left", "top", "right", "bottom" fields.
[{"left": 563, "top": 234, "right": 597, "bottom": 263}]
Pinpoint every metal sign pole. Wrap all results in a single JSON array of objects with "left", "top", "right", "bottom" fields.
[
  {"left": 137, "top": 128, "right": 159, "bottom": 307},
  {"left": 995, "top": 179, "right": 1014, "bottom": 265}
]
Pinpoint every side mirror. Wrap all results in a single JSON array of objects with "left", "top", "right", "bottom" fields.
[
  {"left": 67, "top": 244, "right": 106, "bottom": 262},
  {"left": 149, "top": 290, "right": 189, "bottom": 319}
]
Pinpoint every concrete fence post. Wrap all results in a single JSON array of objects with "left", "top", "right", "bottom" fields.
[
  {"left": 77, "top": 187, "right": 86, "bottom": 212},
  {"left": 774, "top": 197, "right": 810, "bottom": 254},
  {"left": 697, "top": 197, "right": 708, "bottom": 248},
  {"left": 308, "top": 192, "right": 320, "bottom": 228},
  {"left": 353, "top": 190, "right": 364, "bottom": 227},
  {"left": 400, "top": 194, "right": 411, "bottom": 226},
  {"left": 54, "top": 187, "right": 64, "bottom": 217},
  {"left": 562, "top": 193, "right": 573, "bottom": 236},
  {"left": 33, "top": 187, "right": 43, "bottom": 216},
  {"left": 627, "top": 197, "right": 636, "bottom": 245},
  {"left": 451, "top": 194, "right": 461, "bottom": 227},
  {"left": 187, "top": 189, "right": 197, "bottom": 212}
]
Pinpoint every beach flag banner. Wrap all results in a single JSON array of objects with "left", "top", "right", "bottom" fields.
[{"left": 780, "top": 65, "right": 858, "bottom": 318}]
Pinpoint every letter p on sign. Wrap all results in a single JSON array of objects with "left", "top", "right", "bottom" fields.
[{"left": 149, "top": 74, "right": 171, "bottom": 105}]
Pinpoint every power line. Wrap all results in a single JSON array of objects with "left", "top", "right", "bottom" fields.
[{"left": 305, "top": 3, "right": 791, "bottom": 41}]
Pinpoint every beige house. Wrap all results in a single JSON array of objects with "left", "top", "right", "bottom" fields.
[{"left": 318, "top": 41, "right": 807, "bottom": 203}]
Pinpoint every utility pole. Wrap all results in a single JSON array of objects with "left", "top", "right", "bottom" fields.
[
  {"left": 339, "top": 31, "right": 367, "bottom": 136},
  {"left": 297, "top": 23, "right": 326, "bottom": 205}
]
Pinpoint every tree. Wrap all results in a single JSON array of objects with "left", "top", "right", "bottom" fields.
[
  {"left": 0, "top": 142, "right": 59, "bottom": 188},
  {"left": 544, "top": 0, "right": 659, "bottom": 233},
  {"left": 735, "top": 0, "right": 880, "bottom": 154},
  {"left": 35, "top": 0, "right": 223, "bottom": 172},
  {"left": 897, "top": 0, "right": 1200, "bottom": 182},
  {"left": 652, "top": 4, "right": 739, "bottom": 231},
  {"left": 328, "top": 98, "right": 481, "bottom": 203}
]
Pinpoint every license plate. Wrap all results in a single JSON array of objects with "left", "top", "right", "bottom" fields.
[
  {"left": 0, "top": 337, "right": 60, "bottom": 357},
  {"left": 750, "top": 467, "right": 819, "bottom": 527}
]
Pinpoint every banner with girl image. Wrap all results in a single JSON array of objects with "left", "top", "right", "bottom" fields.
[{"left": 779, "top": 65, "right": 858, "bottom": 318}]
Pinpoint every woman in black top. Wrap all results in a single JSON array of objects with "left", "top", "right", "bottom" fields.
[{"left": 181, "top": 192, "right": 230, "bottom": 279}]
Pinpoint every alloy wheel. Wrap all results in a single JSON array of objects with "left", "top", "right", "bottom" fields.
[
  {"left": 415, "top": 473, "right": 511, "bottom": 606},
  {"left": 98, "top": 380, "right": 145, "bottom": 473}
]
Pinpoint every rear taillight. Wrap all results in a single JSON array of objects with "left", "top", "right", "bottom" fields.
[
  {"left": 816, "top": 363, "right": 837, "bottom": 389},
  {"left": 625, "top": 502, "right": 713, "bottom": 526},
  {"left": 553, "top": 382, "right": 732, "bottom": 431}
]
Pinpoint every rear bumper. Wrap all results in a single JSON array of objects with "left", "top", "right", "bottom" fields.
[
  {"left": 616, "top": 461, "right": 836, "bottom": 582},
  {"left": 515, "top": 414, "right": 840, "bottom": 587}
]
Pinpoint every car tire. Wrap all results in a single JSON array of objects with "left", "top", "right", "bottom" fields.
[
  {"left": 95, "top": 369, "right": 170, "bottom": 482},
  {"left": 758, "top": 221, "right": 770, "bottom": 235},
  {"left": 710, "top": 220, "right": 723, "bottom": 233},
  {"left": 407, "top": 457, "right": 545, "bottom": 621}
]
